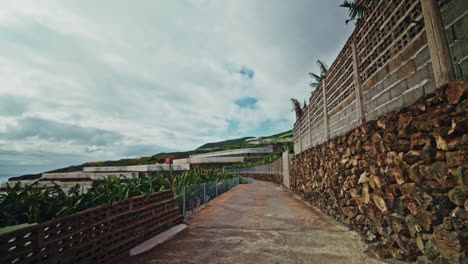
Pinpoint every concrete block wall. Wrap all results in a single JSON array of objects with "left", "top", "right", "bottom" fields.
[
  {"left": 441, "top": 0, "right": 468, "bottom": 78},
  {"left": 301, "top": 131, "right": 311, "bottom": 150},
  {"left": 329, "top": 101, "right": 360, "bottom": 139},
  {"left": 293, "top": 0, "right": 467, "bottom": 155},
  {"left": 362, "top": 32, "right": 435, "bottom": 122}
]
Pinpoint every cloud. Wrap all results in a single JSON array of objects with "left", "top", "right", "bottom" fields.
[
  {"left": 0, "top": 0, "right": 353, "bottom": 174},
  {"left": 2, "top": 117, "right": 123, "bottom": 146},
  {"left": 0, "top": 95, "right": 28, "bottom": 116}
]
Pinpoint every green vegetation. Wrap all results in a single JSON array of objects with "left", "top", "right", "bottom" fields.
[
  {"left": 291, "top": 98, "right": 303, "bottom": 119},
  {"left": 309, "top": 60, "right": 328, "bottom": 90},
  {"left": 196, "top": 137, "right": 254, "bottom": 150},
  {"left": 10, "top": 130, "right": 293, "bottom": 182},
  {"left": 224, "top": 143, "right": 293, "bottom": 169},
  {"left": 340, "top": 0, "right": 372, "bottom": 25},
  {"left": 0, "top": 169, "right": 238, "bottom": 228},
  {"left": 0, "top": 223, "right": 36, "bottom": 235}
]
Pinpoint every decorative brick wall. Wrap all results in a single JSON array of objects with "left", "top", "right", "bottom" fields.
[
  {"left": 0, "top": 190, "right": 183, "bottom": 264},
  {"left": 294, "top": 0, "right": 468, "bottom": 154},
  {"left": 291, "top": 80, "right": 467, "bottom": 263}
]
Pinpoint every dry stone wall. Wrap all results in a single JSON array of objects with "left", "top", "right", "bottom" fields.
[
  {"left": 291, "top": 79, "right": 467, "bottom": 263},
  {"left": 225, "top": 157, "right": 284, "bottom": 184}
]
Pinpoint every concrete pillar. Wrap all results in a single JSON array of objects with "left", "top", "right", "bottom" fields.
[
  {"left": 420, "top": 0, "right": 455, "bottom": 88},
  {"left": 308, "top": 103, "right": 313, "bottom": 148},
  {"left": 351, "top": 41, "right": 366, "bottom": 125},
  {"left": 322, "top": 80, "right": 330, "bottom": 141},
  {"left": 282, "top": 150, "right": 291, "bottom": 188},
  {"left": 299, "top": 121, "right": 303, "bottom": 153}
]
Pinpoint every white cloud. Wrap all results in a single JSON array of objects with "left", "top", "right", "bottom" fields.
[{"left": 0, "top": 0, "right": 353, "bottom": 175}]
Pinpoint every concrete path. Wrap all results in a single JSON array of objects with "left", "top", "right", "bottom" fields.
[{"left": 119, "top": 180, "right": 384, "bottom": 264}]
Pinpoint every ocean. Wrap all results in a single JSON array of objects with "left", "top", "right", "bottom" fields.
[{"left": 0, "top": 174, "right": 12, "bottom": 184}]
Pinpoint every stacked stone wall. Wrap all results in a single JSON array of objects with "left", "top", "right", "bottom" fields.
[{"left": 291, "top": 79, "right": 467, "bottom": 263}]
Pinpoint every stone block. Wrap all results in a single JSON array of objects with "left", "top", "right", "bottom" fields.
[
  {"left": 424, "top": 65, "right": 437, "bottom": 93},
  {"left": 446, "top": 25, "right": 456, "bottom": 45},
  {"left": 363, "top": 90, "right": 372, "bottom": 102},
  {"left": 376, "top": 90, "right": 391, "bottom": 107},
  {"left": 329, "top": 114, "right": 339, "bottom": 124},
  {"left": 389, "top": 80, "right": 409, "bottom": 100},
  {"left": 365, "top": 98, "right": 375, "bottom": 114},
  {"left": 406, "top": 66, "right": 430, "bottom": 90},
  {"left": 371, "top": 83, "right": 385, "bottom": 100},
  {"left": 399, "top": 34, "right": 426, "bottom": 66},
  {"left": 403, "top": 86, "right": 424, "bottom": 108},
  {"left": 452, "top": 13, "right": 468, "bottom": 41},
  {"left": 375, "top": 104, "right": 389, "bottom": 120},
  {"left": 459, "top": 58, "right": 468, "bottom": 78},
  {"left": 441, "top": 0, "right": 468, "bottom": 28},
  {"left": 366, "top": 110, "right": 376, "bottom": 121},
  {"left": 388, "top": 54, "right": 404, "bottom": 73},
  {"left": 396, "top": 60, "right": 417, "bottom": 80},
  {"left": 413, "top": 46, "right": 431, "bottom": 69},
  {"left": 449, "top": 39, "right": 467, "bottom": 63},
  {"left": 383, "top": 72, "right": 399, "bottom": 90},
  {"left": 386, "top": 97, "right": 405, "bottom": 114}
]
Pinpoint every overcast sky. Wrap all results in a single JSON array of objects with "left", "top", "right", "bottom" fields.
[{"left": 0, "top": 0, "right": 354, "bottom": 176}]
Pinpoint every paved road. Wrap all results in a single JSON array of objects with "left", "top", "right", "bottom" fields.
[{"left": 120, "top": 180, "right": 384, "bottom": 264}]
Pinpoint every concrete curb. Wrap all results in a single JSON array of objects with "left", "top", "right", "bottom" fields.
[{"left": 129, "top": 224, "right": 188, "bottom": 256}]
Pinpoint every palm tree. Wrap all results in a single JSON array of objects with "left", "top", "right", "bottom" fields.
[
  {"left": 309, "top": 60, "right": 328, "bottom": 91},
  {"left": 291, "top": 98, "right": 303, "bottom": 120},
  {"left": 340, "top": 0, "right": 373, "bottom": 25}
]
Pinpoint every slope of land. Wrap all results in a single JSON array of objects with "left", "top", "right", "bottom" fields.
[{"left": 9, "top": 130, "right": 293, "bottom": 181}]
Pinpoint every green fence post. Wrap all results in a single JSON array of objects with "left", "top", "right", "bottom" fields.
[
  {"left": 203, "top": 183, "right": 206, "bottom": 203},
  {"left": 182, "top": 186, "right": 186, "bottom": 215}
]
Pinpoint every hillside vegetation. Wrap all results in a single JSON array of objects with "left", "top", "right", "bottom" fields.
[
  {"left": 9, "top": 130, "right": 293, "bottom": 181},
  {"left": 196, "top": 137, "right": 254, "bottom": 150}
]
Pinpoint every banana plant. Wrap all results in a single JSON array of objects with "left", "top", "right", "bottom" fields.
[
  {"left": 340, "top": 0, "right": 373, "bottom": 25},
  {"left": 0, "top": 169, "right": 240, "bottom": 228}
]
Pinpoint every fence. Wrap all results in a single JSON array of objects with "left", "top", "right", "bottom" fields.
[
  {"left": 294, "top": 0, "right": 467, "bottom": 154},
  {"left": 226, "top": 159, "right": 283, "bottom": 184},
  {"left": 242, "top": 177, "right": 254, "bottom": 184},
  {"left": 225, "top": 151, "right": 291, "bottom": 187},
  {"left": 0, "top": 190, "right": 182, "bottom": 264},
  {"left": 176, "top": 177, "right": 240, "bottom": 215}
]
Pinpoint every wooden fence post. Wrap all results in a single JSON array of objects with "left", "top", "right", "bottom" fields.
[
  {"left": 298, "top": 121, "right": 303, "bottom": 153},
  {"left": 322, "top": 80, "right": 330, "bottom": 141},
  {"left": 308, "top": 104, "right": 312, "bottom": 148},
  {"left": 420, "top": 0, "right": 455, "bottom": 88},
  {"left": 351, "top": 41, "right": 366, "bottom": 125}
]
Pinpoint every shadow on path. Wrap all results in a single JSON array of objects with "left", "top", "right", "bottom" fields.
[{"left": 119, "top": 180, "right": 384, "bottom": 264}]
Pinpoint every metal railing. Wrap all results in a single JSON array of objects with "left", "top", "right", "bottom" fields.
[{"left": 176, "top": 177, "right": 240, "bottom": 215}]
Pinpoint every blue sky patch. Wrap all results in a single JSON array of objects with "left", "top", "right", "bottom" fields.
[
  {"left": 235, "top": 97, "right": 258, "bottom": 109},
  {"left": 239, "top": 66, "right": 255, "bottom": 79}
]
